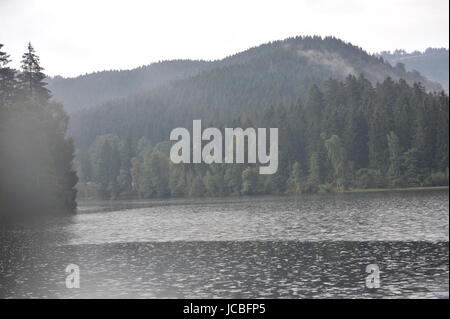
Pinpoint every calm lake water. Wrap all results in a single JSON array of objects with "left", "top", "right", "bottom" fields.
[{"left": 1, "top": 189, "right": 448, "bottom": 298}]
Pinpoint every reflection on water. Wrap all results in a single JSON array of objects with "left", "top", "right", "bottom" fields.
[{"left": 0, "top": 190, "right": 449, "bottom": 298}]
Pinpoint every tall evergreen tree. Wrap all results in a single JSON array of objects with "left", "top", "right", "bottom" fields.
[
  {"left": 325, "top": 135, "right": 347, "bottom": 190},
  {"left": 18, "top": 42, "right": 51, "bottom": 101},
  {"left": 97, "top": 141, "right": 112, "bottom": 198},
  {"left": 286, "top": 162, "right": 304, "bottom": 195},
  {"left": 387, "top": 131, "right": 403, "bottom": 187},
  {"left": 0, "top": 44, "right": 17, "bottom": 106}
]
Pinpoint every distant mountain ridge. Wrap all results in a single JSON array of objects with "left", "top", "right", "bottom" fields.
[
  {"left": 47, "top": 60, "right": 211, "bottom": 112},
  {"left": 49, "top": 36, "right": 445, "bottom": 116},
  {"left": 380, "top": 48, "right": 449, "bottom": 92}
]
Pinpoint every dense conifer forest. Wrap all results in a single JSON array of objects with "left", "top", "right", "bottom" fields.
[
  {"left": 68, "top": 37, "right": 448, "bottom": 199},
  {"left": 1, "top": 37, "right": 448, "bottom": 205},
  {"left": 75, "top": 75, "right": 449, "bottom": 199}
]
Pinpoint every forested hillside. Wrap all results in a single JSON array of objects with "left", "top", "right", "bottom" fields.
[
  {"left": 381, "top": 48, "right": 449, "bottom": 92},
  {"left": 51, "top": 37, "right": 444, "bottom": 119},
  {"left": 69, "top": 36, "right": 444, "bottom": 149},
  {"left": 65, "top": 37, "right": 449, "bottom": 199},
  {"left": 2, "top": 37, "right": 448, "bottom": 203},
  {"left": 76, "top": 76, "right": 449, "bottom": 199}
]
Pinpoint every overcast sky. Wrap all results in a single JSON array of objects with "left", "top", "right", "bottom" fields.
[{"left": 1, "top": 0, "right": 448, "bottom": 77}]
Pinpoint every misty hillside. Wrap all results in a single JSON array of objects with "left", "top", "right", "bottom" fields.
[
  {"left": 47, "top": 60, "right": 210, "bottom": 112},
  {"left": 65, "top": 36, "right": 444, "bottom": 148},
  {"left": 381, "top": 48, "right": 449, "bottom": 92},
  {"left": 51, "top": 37, "right": 444, "bottom": 115}
]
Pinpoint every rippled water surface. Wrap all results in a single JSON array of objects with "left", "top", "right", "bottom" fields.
[{"left": 1, "top": 189, "right": 449, "bottom": 298}]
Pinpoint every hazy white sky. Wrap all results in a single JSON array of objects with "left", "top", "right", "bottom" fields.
[{"left": 1, "top": 0, "right": 448, "bottom": 77}]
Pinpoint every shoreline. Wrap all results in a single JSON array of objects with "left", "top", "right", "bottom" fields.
[
  {"left": 76, "top": 186, "right": 449, "bottom": 202},
  {"left": 343, "top": 186, "right": 449, "bottom": 194}
]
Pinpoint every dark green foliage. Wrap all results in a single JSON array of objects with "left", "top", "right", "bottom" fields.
[
  {"left": 325, "top": 135, "right": 347, "bottom": 190},
  {"left": 387, "top": 131, "right": 403, "bottom": 187},
  {"left": 68, "top": 36, "right": 443, "bottom": 149},
  {"left": 355, "top": 169, "right": 385, "bottom": 189},
  {"left": 241, "top": 167, "right": 259, "bottom": 195},
  {"left": 18, "top": 43, "right": 51, "bottom": 102},
  {"left": 75, "top": 73, "right": 448, "bottom": 199},
  {"left": 402, "top": 148, "right": 421, "bottom": 187},
  {"left": 0, "top": 43, "right": 78, "bottom": 219},
  {"left": 286, "top": 162, "right": 304, "bottom": 195},
  {"left": 425, "top": 171, "right": 449, "bottom": 187},
  {"left": 307, "top": 152, "right": 321, "bottom": 188},
  {"left": 190, "top": 176, "right": 207, "bottom": 197},
  {"left": 0, "top": 44, "right": 17, "bottom": 106},
  {"left": 59, "top": 37, "right": 448, "bottom": 199}
]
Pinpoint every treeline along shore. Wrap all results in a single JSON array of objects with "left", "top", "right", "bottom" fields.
[{"left": 75, "top": 76, "right": 449, "bottom": 200}]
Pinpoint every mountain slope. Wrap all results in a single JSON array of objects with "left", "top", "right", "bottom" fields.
[
  {"left": 47, "top": 60, "right": 210, "bottom": 113},
  {"left": 65, "top": 36, "right": 445, "bottom": 148},
  {"left": 380, "top": 48, "right": 449, "bottom": 92}
]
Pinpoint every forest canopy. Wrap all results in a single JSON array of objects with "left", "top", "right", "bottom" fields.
[{"left": 75, "top": 75, "right": 449, "bottom": 200}]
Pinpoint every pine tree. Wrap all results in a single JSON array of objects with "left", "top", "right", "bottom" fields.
[
  {"left": 18, "top": 42, "right": 51, "bottom": 101},
  {"left": 286, "top": 162, "right": 304, "bottom": 195},
  {"left": 130, "top": 157, "right": 142, "bottom": 196},
  {"left": 387, "top": 131, "right": 403, "bottom": 187},
  {"left": 97, "top": 141, "right": 112, "bottom": 198},
  {"left": 224, "top": 165, "right": 242, "bottom": 195},
  {"left": 403, "top": 148, "right": 421, "bottom": 187},
  {"left": 304, "top": 85, "right": 325, "bottom": 153},
  {"left": 325, "top": 135, "right": 347, "bottom": 190},
  {"left": 241, "top": 167, "right": 259, "bottom": 195},
  {"left": 0, "top": 44, "right": 17, "bottom": 106},
  {"left": 307, "top": 152, "right": 320, "bottom": 187},
  {"left": 169, "top": 164, "right": 187, "bottom": 197}
]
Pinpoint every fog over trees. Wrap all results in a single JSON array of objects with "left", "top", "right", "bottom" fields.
[
  {"left": 380, "top": 48, "right": 449, "bottom": 92},
  {"left": 0, "top": 43, "right": 77, "bottom": 220}
]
